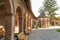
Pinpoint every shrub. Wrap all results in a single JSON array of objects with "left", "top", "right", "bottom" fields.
[
  {"left": 14, "top": 33, "right": 19, "bottom": 37},
  {"left": 56, "top": 29, "right": 60, "bottom": 32}
]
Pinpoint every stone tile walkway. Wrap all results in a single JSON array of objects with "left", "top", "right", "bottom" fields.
[
  {"left": 0, "top": 35, "right": 28, "bottom": 40},
  {"left": 28, "top": 28, "right": 60, "bottom": 40},
  {"left": 0, "top": 38, "right": 5, "bottom": 40}
]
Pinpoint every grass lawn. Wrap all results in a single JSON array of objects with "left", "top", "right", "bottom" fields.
[{"left": 56, "top": 29, "right": 60, "bottom": 32}]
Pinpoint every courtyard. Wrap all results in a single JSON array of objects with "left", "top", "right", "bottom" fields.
[
  {"left": 0, "top": 26, "right": 60, "bottom": 40},
  {"left": 0, "top": 0, "right": 60, "bottom": 40},
  {"left": 29, "top": 26, "right": 60, "bottom": 40}
]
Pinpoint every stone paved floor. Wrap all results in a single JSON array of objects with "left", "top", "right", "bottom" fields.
[
  {"left": 0, "top": 35, "right": 28, "bottom": 40},
  {"left": 0, "top": 37, "right": 19, "bottom": 40},
  {"left": 28, "top": 28, "right": 60, "bottom": 40},
  {"left": 0, "top": 38, "right": 5, "bottom": 40},
  {"left": 24, "top": 35, "right": 28, "bottom": 40}
]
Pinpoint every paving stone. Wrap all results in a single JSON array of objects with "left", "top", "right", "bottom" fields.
[{"left": 29, "top": 29, "right": 60, "bottom": 40}]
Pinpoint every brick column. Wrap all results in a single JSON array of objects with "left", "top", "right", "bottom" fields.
[
  {"left": 31, "top": 19, "right": 32, "bottom": 29},
  {"left": 5, "top": 13, "right": 15, "bottom": 40},
  {"left": 26, "top": 14, "right": 28, "bottom": 31}
]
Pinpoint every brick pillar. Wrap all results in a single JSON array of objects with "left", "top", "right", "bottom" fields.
[
  {"left": 5, "top": 13, "right": 15, "bottom": 40},
  {"left": 26, "top": 14, "right": 28, "bottom": 31},
  {"left": 31, "top": 19, "right": 32, "bottom": 29}
]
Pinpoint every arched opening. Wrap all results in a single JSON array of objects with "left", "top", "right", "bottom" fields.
[
  {"left": 14, "top": 12, "right": 19, "bottom": 33},
  {"left": 14, "top": 6, "right": 24, "bottom": 40},
  {"left": 14, "top": 7, "right": 23, "bottom": 39}
]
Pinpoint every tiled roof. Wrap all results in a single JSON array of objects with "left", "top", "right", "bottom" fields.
[{"left": 38, "top": 11, "right": 49, "bottom": 18}]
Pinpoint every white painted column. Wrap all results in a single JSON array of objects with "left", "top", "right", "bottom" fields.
[{"left": 41, "top": 18, "right": 42, "bottom": 28}]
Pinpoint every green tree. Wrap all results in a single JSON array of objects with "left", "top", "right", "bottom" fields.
[
  {"left": 39, "top": 0, "right": 59, "bottom": 25},
  {"left": 0, "top": 0, "right": 5, "bottom": 6},
  {"left": 39, "top": 0, "right": 59, "bottom": 18},
  {"left": 0, "top": 0, "right": 6, "bottom": 10},
  {"left": 44, "top": 0, "right": 58, "bottom": 18}
]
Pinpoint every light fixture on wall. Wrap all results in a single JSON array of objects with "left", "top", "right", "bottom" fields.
[
  {"left": 27, "top": 27, "right": 31, "bottom": 31},
  {"left": 0, "top": 25, "right": 3, "bottom": 28},
  {"left": 0, "top": 25, "right": 5, "bottom": 30}
]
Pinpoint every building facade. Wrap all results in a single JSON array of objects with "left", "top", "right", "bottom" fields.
[
  {"left": 0, "top": 0, "right": 36, "bottom": 40},
  {"left": 36, "top": 11, "right": 50, "bottom": 28},
  {"left": 51, "top": 18, "right": 60, "bottom": 26}
]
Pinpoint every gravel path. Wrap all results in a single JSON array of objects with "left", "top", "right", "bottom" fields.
[{"left": 28, "top": 28, "right": 60, "bottom": 40}]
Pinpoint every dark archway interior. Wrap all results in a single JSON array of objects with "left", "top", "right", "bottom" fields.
[{"left": 15, "top": 7, "right": 22, "bottom": 34}]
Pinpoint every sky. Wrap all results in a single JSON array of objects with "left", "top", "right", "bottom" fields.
[{"left": 31, "top": 0, "right": 60, "bottom": 17}]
